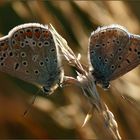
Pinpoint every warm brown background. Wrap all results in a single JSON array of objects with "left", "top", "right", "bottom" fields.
[{"left": 0, "top": 1, "right": 140, "bottom": 139}]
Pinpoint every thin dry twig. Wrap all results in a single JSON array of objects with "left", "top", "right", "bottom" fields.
[
  {"left": 102, "top": 103, "right": 121, "bottom": 140},
  {"left": 50, "top": 24, "right": 122, "bottom": 140}
]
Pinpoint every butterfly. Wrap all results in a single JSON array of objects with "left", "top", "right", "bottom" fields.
[
  {"left": 88, "top": 24, "right": 140, "bottom": 89},
  {"left": 0, "top": 23, "right": 64, "bottom": 95}
]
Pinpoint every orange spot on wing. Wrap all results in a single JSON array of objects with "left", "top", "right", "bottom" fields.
[
  {"left": 34, "top": 32, "right": 41, "bottom": 38},
  {"left": 25, "top": 31, "right": 33, "bottom": 38},
  {"left": 44, "top": 31, "right": 49, "bottom": 38}
]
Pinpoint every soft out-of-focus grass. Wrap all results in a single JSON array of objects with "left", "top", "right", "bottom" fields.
[{"left": 0, "top": 0, "right": 140, "bottom": 139}]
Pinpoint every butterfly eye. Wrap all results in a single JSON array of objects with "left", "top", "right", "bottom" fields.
[
  {"left": 102, "top": 82, "right": 110, "bottom": 89},
  {"left": 42, "top": 86, "right": 51, "bottom": 95}
]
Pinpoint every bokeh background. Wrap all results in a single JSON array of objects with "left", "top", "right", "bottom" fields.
[{"left": 0, "top": 0, "right": 140, "bottom": 139}]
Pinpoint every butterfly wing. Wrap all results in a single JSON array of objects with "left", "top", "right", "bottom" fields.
[
  {"left": 110, "top": 34, "right": 140, "bottom": 80},
  {"left": 89, "top": 25, "right": 130, "bottom": 87},
  {"left": 0, "top": 23, "right": 63, "bottom": 93}
]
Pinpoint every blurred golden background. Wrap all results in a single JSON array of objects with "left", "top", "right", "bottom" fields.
[{"left": 0, "top": 0, "right": 140, "bottom": 139}]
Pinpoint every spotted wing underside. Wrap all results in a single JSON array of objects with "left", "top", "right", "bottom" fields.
[
  {"left": 89, "top": 25, "right": 131, "bottom": 86},
  {"left": 0, "top": 23, "right": 62, "bottom": 88}
]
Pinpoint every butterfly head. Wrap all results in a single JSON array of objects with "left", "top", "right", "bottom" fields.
[
  {"left": 101, "top": 81, "right": 110, "bottom": 89},
  {"left": 90, "top": 70, "right": 110, "bottom": 89},
  {"left": 94, "top": 78, "right": 110, "bottom": 90},
  {"left": 42, "top": 85, "right": 57, "bottom": 95},
  {"left": 41, "top": 69, "right": 64, "bottom": 95}
]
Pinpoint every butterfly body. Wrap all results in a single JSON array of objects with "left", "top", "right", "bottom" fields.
[
  {"left": 0, "top": 23, "right": 63, "bottom": 94},
  {"left": 89, "top": 24, "right": 140, "bottom": 88}
]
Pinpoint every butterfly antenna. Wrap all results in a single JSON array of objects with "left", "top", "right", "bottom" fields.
[{"left": 23, "top": 89, "right": 40, "bottom": 117}]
